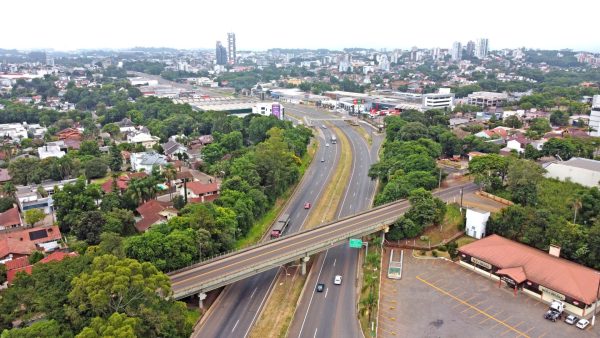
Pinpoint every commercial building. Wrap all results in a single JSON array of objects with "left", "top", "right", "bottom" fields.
[
  {"left": 458, "top": 235, "right": 600, "bottom": 317},
  {"left": 216, "top": 41, "right": 228, "bottom": 65},
  {"left": 227, "top": 32, "right": 236, "bottom": 65},
  {"left": 422, "top": 89, "right": 455, "bottom": 110},
  {"left": 451, "top": 41, "right": 462, "bottom": 61},
  {"left": 543, "top": 157, "right": 600, "bottom": 188},
  {"left": 475, "top": 38, "right": 489, "bottom": 59},
  {"left": 467, "top": 91, "right": 508, "bottom": 108},
  {"left": 589, "top": 95, "right": 600, "bottom": 137},
  {"left": 251, "top": 102, "right": 285, "bottom": 119}
]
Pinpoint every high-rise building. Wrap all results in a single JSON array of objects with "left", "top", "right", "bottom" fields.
[
  {"left": 451, "top": 42, "right": 462, "bottom": 61},
  {"left": 466, "top": 41, "right": 475, "bottom": 57},
  {"left": 475, "top": 38, "right": 489, "bottom": 59},
  {"left": 227, "top": 33, "right": 236, "bottom": 65},
  {"left": 589, "top": 95, "right": 600, "bottom": 137},
  {"left": 215, "top": 41, "right": 227, "bottom": 65}
]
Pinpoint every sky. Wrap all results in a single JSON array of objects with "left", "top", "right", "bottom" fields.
[{"left": 3, "top": 0, "right": 599, "bottom": 52}]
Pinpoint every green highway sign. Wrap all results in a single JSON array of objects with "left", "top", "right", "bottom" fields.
[{"left": 349, "top": 238, "right": 363, "bottom": 248}]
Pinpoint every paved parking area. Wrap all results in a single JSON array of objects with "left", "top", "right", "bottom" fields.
[{"left": 378, "top": 249, "right": 599, "bottom": 337}]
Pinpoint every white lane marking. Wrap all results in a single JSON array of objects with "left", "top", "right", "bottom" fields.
[
  {"left": 231, "top": 319, "right": 240, "bottom": 333},
  {"left": 297, "top": 250, "right": 329, "bottom": 338},
  {"left": 243, "top": 269, "right": 279, "bottom": 338},
  {"left": 250, "top": 287, "right": 257, "bottom": 299},
  {"left": 325, "top": 288, "right": 329, "bottom": 299},
  {"left": 333, "top": 258, "right": 336, "bottom": 267},
  {"left": 313, "top": 327, "right": 318, "bottom": 338}
]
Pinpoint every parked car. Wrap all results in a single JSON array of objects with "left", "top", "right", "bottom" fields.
[
  {"left": 321, "top": 158, "right": 325, "bottom": 162},
  {"left": 322, "top": 125, "right": 327, "bottom": 129},
  {"left": 334, "top": 275, "right": 342, "bottom": 285},
  {"left": 326, "top": 143, "right": 330, "bottom": 147},
  {"left": 565, "top": 314, "right": 579, "bottom": 325},
  {"left": 316, "top": 283, "right": 325, "bottom": 292},
  {"left": 576, "top": 318, "right": 590, "bottom": 329},
  {"left": 304, "top": 202, "right": 311, "bottom": 209}
]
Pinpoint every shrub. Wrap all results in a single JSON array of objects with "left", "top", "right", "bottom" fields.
[
  {"left": 420, "top": 235, "right": 429, "bottom": 241},
  {"left": 432, "top": 250, "right": 438, "bottom": 257},
  {"left": 437, "top": 245, "right": 447, "bottom": 252}
]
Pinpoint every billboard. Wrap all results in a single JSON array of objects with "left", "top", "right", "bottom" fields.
[{"left": 272, "top": 103, "right": 281, "bottom": 119}]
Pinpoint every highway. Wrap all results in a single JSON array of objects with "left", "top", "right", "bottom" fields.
[
  {"left": 170, "top": 182, "right": 477, "bottom": 297},
  {"left": 190, "top": 114, "right": 341, "bottom": 337},
  {"left": 287, "top": 111, "right": 383, "bottom": 338}
]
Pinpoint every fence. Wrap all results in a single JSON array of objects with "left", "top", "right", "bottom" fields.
[
  {"left": 385, "top": 231, "right": 465, "bottom": 250},
  {"left": 476, "top": 191, "right": 514, "bottom": 206}
]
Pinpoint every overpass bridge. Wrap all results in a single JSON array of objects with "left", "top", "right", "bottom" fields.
[{"left": 168, "top": 183, "right": 476, "bottom": 300}]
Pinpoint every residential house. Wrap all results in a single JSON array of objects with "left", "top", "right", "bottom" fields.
[
  {"left": 57, "top": 128, "right": 82, "bottom": 141},
  {"left": 101, "top": 172, "right": 148, "bottom": 194},
  {"left": 162, "top": 139, "right": 188, "bottom": 159},
  {"left": 543, "top": 157, "right": 600, "bottom": 188},
  {"left": 116, "top": 118, "right": 137, "bottom": 133},
  {"left": 37, "top": 145, "right": 66, "bottom": 159},
  {"left": 0, "top": 226, "right": 63, "bottom": 263},
  {"left": 474, "top": 126, "right": 510, "bottom": 140},
  {"left": 130, "top": 152, "right": 167, "bottom": 172},
  {"left": 5, "top": 251, "right": 78, "bottom": 284},
  {"left": 198, "top": 135, "right": 214, "bottom": 145},
  {"left": 127, "top": 131, "right": 160, "bottom": 148},
  {"left": 0, "top": 208, "right": 23, "bottom": 230},
  {"left": 182, "top": 181, "right": 220, "bottom": 203},
  {"left": 505, "top": 135, "right": 531, "bottom": 154},
  {"left": 0, "top": 123, "right": 28, "bottom": 141},
  {"left": 135, "top": 200, "right": 178, "bottom": 232},
  {"left": 16, "top": 178, "right": 77, "bottom": 214}
]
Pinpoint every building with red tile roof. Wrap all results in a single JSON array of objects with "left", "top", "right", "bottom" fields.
[
  {"left": 101, "top": 172, "right": 148, "bottom": 194},
  {"left": 0, "top": 168, "right": 11, "bottom": 183},
  {"left": 56, "top": 128, "right": 82, "bottom": 141},
  {"left": 458, "top": 234, "right": 600, "bottom": 317},
  {"left": 0, "top": 208, "right": 22, "bottom": 230},
  {"left": 0, "top": 226, "right": 62, "bottom": 263},
  {"left": 5, "top": 251, "right": 78, "bottom": 284},
  {"left": 183, "top": 181, "right": 219, "bottom": 203},
  {"left": 135, "top": 200, "right": 176, "bottom": 232}
]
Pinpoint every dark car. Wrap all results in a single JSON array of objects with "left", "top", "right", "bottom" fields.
[
  {"left": 544, "top": 309, "right": 561, "bottom": 322},
  {"left": 316, "top": 283, "right": 325, "bottom": 292}
]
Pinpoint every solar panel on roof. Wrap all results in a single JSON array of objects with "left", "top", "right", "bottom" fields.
[{"left": 29, "top": 229, "right": 48, "bottom": 241}]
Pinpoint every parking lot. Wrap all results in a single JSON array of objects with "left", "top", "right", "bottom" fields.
[{"left": 378, "top": 249, "right": 599, "bottom": 337}]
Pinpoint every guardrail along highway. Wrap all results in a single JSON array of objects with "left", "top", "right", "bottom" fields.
[{"left": 169, "top": 182, "right": 476, "bottom": 299}]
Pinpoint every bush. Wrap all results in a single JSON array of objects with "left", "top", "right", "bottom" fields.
[
  {"left": 419, "top": 250, "right": 426, "bottom": 255},
  {"left": 432, "top": 250, "right": 438, "bottom": 257},
  {"left": 447, "top": 241, "right": 458, "bottom": 260},
  {"left": 437, "top": 245, "right": 447, "bottom": 252},
  {"left": 420, "top": 235, "right": 429, "bottom": 242}
]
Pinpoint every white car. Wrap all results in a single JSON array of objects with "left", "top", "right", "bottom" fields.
[
  {"left": 334, "top": 275, "right": 342, "bottom": 285},
  {"left": 565, "top": 314, "right": 578, "bottom": 325},
  {"left": 576, "top": 318, "right": 590, "bottom": 329}
]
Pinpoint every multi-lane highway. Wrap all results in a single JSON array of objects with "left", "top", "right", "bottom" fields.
[
  {"left": 287, "top": 113, "right": 383, "bottom": 338},
  {"left": 190, "top": 116, "right": 341, "bottom": 337}
]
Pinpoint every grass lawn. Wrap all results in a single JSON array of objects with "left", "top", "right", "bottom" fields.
[
  {"left": 416, "top": 203, "right": 464, "bottom": 246},
  {"left": 359, "top": 238, "right": 382, "bottom": 338},
  {"left": 455, "top": 236, "right": 477, "bottom": 247},
  {"left": 235, "top": 141, "right": 317, "bottom": 249}
]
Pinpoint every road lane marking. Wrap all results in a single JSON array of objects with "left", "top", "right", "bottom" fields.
[
  {"left": 250, "top": 287, "right": 257, "bottom": 299},
  {"left": 231, "top": 319, "right": 240, "bottom": 333},
  {"left": 333, "top": 258, "right": 336, "bottom": 267},
  {"left": 313, "top": 328, "right": 318, "bottom": 338},
  {"left": 325, "top": 288, "right": 328, "bottom": 298},
  {"left": 416, "top": 276, "right": 530, "bottom": 338},
  {"left": 171, "top": 184, "right": 474, "bottom": 287},
  {"left": 297, "top": 250, "right": 329, "bottom": 338}
]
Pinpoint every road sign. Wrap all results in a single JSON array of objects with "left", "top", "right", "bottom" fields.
[{"left": 349, "top": 238, "right": 363, "bottom": 248}]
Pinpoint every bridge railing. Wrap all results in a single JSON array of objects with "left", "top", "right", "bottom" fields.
[{"left": 172, "top": 217, "right": 397, "bottom": 299}]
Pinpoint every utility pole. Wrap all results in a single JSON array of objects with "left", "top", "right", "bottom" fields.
[{"left": 438, "top": 167, "right": 443, "bottom": 188}]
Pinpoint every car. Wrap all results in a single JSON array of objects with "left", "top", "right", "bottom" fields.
[
  {"left": 334, "top": 275, "right": 342, "bottom": 285},
  {"left": 304, "top": 202, "right": 311, "bottom": 209},
  {"left": 576, "top": 318, "right": 590, "bottom": 329},
  {"left": 326, "top": 143, "right": 330, "bottom": 147},
  {"left": 322, "top": 125, "right": 327, "bottom": 129},
  {"left": 316, "top": 283, "right": 325, "bottom": 292},
  {"left": 544, "top": 309, "right": 561, "bottom": 322},
  {"left": 565, "top": 314, "right": 579, "bottom": 325},
  {"left": 321, "top": 158, "right": 325, "bottom": 162}
]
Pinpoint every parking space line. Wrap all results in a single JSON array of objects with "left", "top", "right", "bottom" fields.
[
  {"left": 522, "top": 326, "right": 535, "bottom": 336},
  {"left": 416, "top": 275, "right": 531, "bottom": 338},
  {"left": 491, "top": 315, "right": 512, "bottom": 329},
  {"left": 479, "top": 310, "right": 502, "bottom": 324},
  {"left": 537, "top": 333, "right": 546, "bottom": 338}
]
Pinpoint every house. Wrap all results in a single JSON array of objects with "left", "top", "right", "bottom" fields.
[
  {"left": 37, "top": 145, "right": 66, "bottom": 159},
  {"left": 505, "top": 135, "right": 531, "bottom": 154},
  {"left": 543, "top": 157, "right": 600, "bottom": 188},
  {"left": 100, "top": 172, "right": 148, "bottom": 194},
  {"left": 130, "top": 152, "right": 168, "bottom": 172},
  {"left": 162, "top": 139, "right": 188, "bottom": 158},
  {"left": 135, "top": 200, "right": 177, "bottom": 232},
  {"left": 0, "top": 168, "right": 11, "bottom": 183},
  {"left": 0, "top": 123, "right": 28, "bottom": 140},
  {"left": 127, "top": 131, "right": 160, "bottom": 148},
  {"left": 198, "top": 135, "right": 214, "bottom": 145},
  {"left": 0, "top": 226, "right": 63, "bottom": 263},
  {"left": 116, "top": 118, "right": 137, "bottom": 133},
  {"left": 0, "top": 208, "right": 23, "bottom": 230},
  {"left": 465, "top": 208, "right": 490, "bottom": 239},
  {"left": 5, "top": 251, "right": 78, "bottom": 284},
  {"left": 56, "top": 128, "right": 82, "bottom": 141},
  {"left": 182, "top": 181, "right": 220, "bottom": 203},
  {"left": 16, "top": 178, "right": 77, "bottom": 214},
  {"left": 474, "top": 127, "right": 509, "bottom": 140}
]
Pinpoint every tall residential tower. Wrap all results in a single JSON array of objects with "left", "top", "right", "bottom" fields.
[
  {"left": 475, "top": 38, "right": 489, "bottom": 59},
  {"left": 215, "top": 41, "right": 228, "bottom": 65},
  {"left": 451, "top": 42, "right": 462, "bottom": 61},
  {"left": 227, "top": 33, "right": 236, "bottom": 65}
]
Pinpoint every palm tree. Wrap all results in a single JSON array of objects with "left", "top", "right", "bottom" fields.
[
  {"left": 1, "top": 182, "right": 16, "bottom": 198},
  {"left": 572, "top": 195, "right": 583, "bottom": 224},
  {"left": 164, "top": 164, "right": 177, "bottom": 201}
]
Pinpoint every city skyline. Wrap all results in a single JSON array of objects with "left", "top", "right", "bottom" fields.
[{"left": 2, "top": 0, "right": 600, "bottom": 52}]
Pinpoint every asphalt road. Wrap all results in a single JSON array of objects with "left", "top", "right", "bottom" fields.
[
  {"left": 190, "top": 114, "right": 341, "bottom": 337},
  {"left": 287, "top": 109, "right": 383, "bottom": 338}
]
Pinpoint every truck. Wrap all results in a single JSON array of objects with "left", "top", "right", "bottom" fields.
[
  {"left": 270, "top": 214, "right": 290, "bottom": 239},
  {"left": 543, "top": 299, "right": 565, "bottom": 322}
]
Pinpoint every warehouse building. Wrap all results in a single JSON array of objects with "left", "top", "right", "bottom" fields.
[{"left": 458, "top": 235, "right": 600, "bottom": 317}]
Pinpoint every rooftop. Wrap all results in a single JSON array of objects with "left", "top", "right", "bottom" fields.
[{"left": 551, "top": 157, "right": 600, "bottom": 172}]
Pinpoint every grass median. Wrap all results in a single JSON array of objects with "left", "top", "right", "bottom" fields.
[
  {"left": 249, "top": 124, "right": 353, "bottom": 337},
  {"left": 235, "top": 141, "right": 317, "bottom": 249},
  {"left": 359, "top": 238, "right": 382, "bottom": 338}
]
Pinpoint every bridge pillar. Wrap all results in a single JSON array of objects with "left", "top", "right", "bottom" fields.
[
  {"left": 301, "top": 256, "right": 310, "bottom": 275},
  {"left": 198, "top": 292, "right": 207, "bottom": 310}
]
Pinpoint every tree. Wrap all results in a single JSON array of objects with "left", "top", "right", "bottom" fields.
[
  {"left": 76, "top": 313, "right": 139, "bottom": 338},
  {"left": 506, "top": 159, "right": 545, "bottom": 206},
  {"left": 8, "top": 157, "right": 43, "bottom": 185},
  {"left": 53, "top": 179, "right": 99, "bottom": 233},
  {"left": 503, "top": 115, "right": 523, "bottom": 128},
  {"left": 24, "top": 209, "right": 45, "bottom": 227},
  {"left": 108, "top": 144, "right": 122, "bottom": 172},
  {"left": 1, "top": 182, "right": 16, "bottom": 198},
  {"left": 1, "top": 320, "right": 61, "bottom": 338},
  {"left": 103, "top": 209, "right": 136, "bottom": 236},
  {"left": 468, "top": 154, "right": 510, "bottom": 191},
  {"left": 28, "top": 250, "right": 45, "bottom": 264},
  {"left": 67, "top": 255, "right": 172, "bottom": 327},
  {"left": 72, "top": 211, "right": 105, "bottom": 245},
  {"left": 79, "top": 140, "right": 100, "bottom": 157},
  {"left": 387, "top": 216, "right": 420, "bottom": 240},
  {"left": 173, "top": 195, "right": 186, "bottom": 210},
  {"left": 405, "top": 189, "right": 446, "bottom": 228},
  {"left": 549, "top": 110, "right": 570, "bottom": 126},
  {"left": 101, "top": 123, "right": 121, "bottom": 138},
  {"left": 399, "top": 122, "right": 429, "bottom": 141},
  {"left": 0, "top": 198, "right": 14, "bottom": 213},
  {"left": 525, "top": 118, "right": 551, "bottom": 139},
  {"left": 84, "top": 158, "right": 108, "bottom": 180}
]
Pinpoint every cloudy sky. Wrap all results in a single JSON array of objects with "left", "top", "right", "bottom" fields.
[{"left": 3, "top": 0, "right": 599, "bottom": 52}]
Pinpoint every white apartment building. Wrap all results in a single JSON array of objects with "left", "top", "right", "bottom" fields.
[
  {"left": 422, "top": 88, "right": 455, "bottom": 110},
  {"left": 589, "top": 95, "right": 600, "bottom": 137}
]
